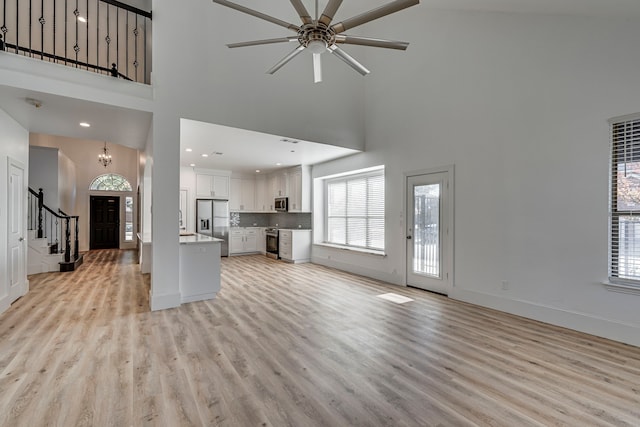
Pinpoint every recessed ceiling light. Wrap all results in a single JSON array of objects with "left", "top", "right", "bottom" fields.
[
  {"left": 255, "top": 170, "right": 261, "bottom": 173},
  {"left": 201, "top": 154, "right": 209, "bottom": 157},
  {"left": 276, "top": 162, "right": 282, "bottom": 166},
  {"left": 77, "top": 16, "right": 87, "bottom": 23},
  {"left": 80, "top": 122, "right": 90, "bottom": 127},
  {"left": 185, "top": 148, "right": 193, "bottom": 152},
  {"left": 280, "top": 138, "right": 299, "bottom": 144},
  {"left": 190, "top": 163, "right": 196, "bottom": 167}
]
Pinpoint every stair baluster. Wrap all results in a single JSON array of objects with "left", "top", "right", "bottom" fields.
[
  {"left": 28, "top": 187, "right": 83, "bottom": 272},
  {"left": 37, "top": 188, "right": 44, "bottom": 238}
]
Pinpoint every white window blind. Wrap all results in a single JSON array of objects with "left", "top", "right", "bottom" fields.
[
  {"left": 326, "top": 169, "right": 385, "bottom": 251},
  {"left": 610, "top": 117, "right": 640, "bottom": 285}
]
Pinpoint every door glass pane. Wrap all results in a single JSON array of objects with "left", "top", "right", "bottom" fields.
[
  {"left": 413, "top": 183, "right": 440, "bottom": 277},
  {"left": 125, "top": 197, "right": 133, "bottom": 241}
]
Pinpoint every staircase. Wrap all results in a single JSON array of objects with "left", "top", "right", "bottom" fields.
[{"left": 27, "top": 188, "right": 84, "bottom": 274}]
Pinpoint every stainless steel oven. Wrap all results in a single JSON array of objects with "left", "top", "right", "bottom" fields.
[{"left": 265, "top": 228, "right": 279, "bottom": 259}]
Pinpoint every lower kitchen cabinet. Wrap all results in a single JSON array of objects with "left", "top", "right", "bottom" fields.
[
  {"left": 278, "top": 229, "right": 311, "bottom": 263},
  {"left": 229, "top": 228, "right": 259, "bottom": 254}
]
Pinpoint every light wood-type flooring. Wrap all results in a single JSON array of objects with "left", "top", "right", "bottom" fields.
[{"left": 1, "top": 249, "right": 639, "bottom": 426}]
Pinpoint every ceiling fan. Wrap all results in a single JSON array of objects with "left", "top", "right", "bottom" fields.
[{"left": 212, "top": 0, "right": 420, "bottom": 83}]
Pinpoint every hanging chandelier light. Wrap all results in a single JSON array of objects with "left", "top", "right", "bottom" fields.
[{"left": 98, "top": 142, "right": 113, "bottom": 168}]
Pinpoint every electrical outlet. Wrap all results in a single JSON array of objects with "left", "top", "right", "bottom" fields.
[{"left": 501, "top": 280, "right": 509, "bottom": 290}]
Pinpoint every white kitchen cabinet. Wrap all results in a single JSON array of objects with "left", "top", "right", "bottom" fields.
[
  {"left": 287, "top": 165, "right": 311, "bottom": 212},
  {"left": 270, "top": 170, "right": 289, "bottom": 198},
  {"left": 195, "top": 170, "right": 230, "bottom": 199},
  {"left": 179, "top": 236, "right": 222, "bottom": 303},
  {"left": 230, "top": 178, "right": 256, "bottom": 211},
  {"left": 254, "top": 176, "right": 272, "bottom": 212},
  {"left": 229, "top": 228, "right": 259, "bottom": 254},
  {"left": 278, "top": 229, "right": 311, "bottom": 263}
]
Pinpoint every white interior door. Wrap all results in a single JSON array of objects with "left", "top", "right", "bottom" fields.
[
  {"left": 8, "top": 159, "right": 26, "bottom": 303},
  {"left": 406, "top": 170, "right": 452, "bottom": 295}
]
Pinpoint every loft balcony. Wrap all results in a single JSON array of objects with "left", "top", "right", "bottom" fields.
[{"left": 0, "top": 0, "right": 151, "bottom": 84}]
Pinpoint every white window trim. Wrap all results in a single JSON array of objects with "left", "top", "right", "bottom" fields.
[
  {"left": 606, "top": 113, "right": 640, "bottom": 295},
  {"left": 314, "top": 242, "right": 386, "bottom": 256},
  {"left": 322, "top": 166, "right": 385, "bottom": 252},
  {"left": 602, "top": 281, "right": 640, "bottom": 296}
]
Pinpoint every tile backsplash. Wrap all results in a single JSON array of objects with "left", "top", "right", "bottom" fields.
[{"left": 235, "top": 212, "right": 311, "bottom": 229}]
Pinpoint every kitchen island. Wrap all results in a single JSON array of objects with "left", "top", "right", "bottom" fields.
[{"left": 179, "top": 233, "right": 223, "bottom": 303}]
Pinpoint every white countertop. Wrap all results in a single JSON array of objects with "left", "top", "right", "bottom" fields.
[{"left": 179, "top": 233, "right": 224, "bottom": 244}]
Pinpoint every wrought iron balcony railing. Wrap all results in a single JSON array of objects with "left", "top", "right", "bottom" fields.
[{"left": 0, "top": 0, "right": 151, "bottom": 84}]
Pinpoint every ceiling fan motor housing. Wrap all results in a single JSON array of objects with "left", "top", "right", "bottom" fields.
[{"left": 299, "top": 23, "right": 335, "bottom": 52}]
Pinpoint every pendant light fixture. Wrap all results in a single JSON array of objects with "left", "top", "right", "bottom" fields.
[{"left": 98, "top": 142, "right": 113, "bottom": 168}]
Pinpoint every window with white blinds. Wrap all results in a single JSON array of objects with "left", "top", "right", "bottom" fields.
[
  {"left": 610, "top": 116, "right": 640, "bottom": 285},
  {"left": 325, "top": 168, "right": 385, "bottom": 252}
]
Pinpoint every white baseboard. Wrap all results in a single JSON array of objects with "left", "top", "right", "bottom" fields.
[
  {"left": 149, "top": 291, "right": 181, "bottom": 311},
  {"left": 452, "top": 288, "right": 640, "bottom": 348},
  {"left": 0, "top": 295, "right": 10, "bottom": 316},
  {"left": 27, "top": 263, "right": 43, "bottom": 275},
  {"left": 181, "top": 292, "right": 217, "bottom": 304}
]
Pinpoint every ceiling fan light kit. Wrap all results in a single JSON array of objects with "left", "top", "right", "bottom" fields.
[{"left": 212, "top": 0, "right": 419, "bottom": 83}]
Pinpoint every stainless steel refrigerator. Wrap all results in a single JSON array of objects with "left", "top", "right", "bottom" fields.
[{"left": 196, "top": 199, "right": 230, "bottom": 256}]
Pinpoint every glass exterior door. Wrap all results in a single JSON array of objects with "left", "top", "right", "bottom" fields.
[{"left": 406, "top": 171, "right": 451, "bottom": 294}]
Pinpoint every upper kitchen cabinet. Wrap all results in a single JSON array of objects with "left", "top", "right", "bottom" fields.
[
  {"left": 230, "top": 177, "right": 256, "bottom": 211},
  {"left": 287, "top": 165, "right": 311, "bottom": 212},
  {"left": 255, "top": 175, "right": 270, "bottom": 212},
  {"left": 270, "top": 170, "right": 289, "bottom": 198},
  {"left": 195, "top": 169, "right": 231, "bottom": 199}
]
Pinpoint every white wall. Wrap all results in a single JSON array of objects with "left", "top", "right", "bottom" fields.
[
  {"left": 0, "top": 108, "right": 29, "bottom": 315},
  {"left": 313, "top": 10, "right": 640, "bottom": 346},
  {"left": 57, "top": 150, "right": 76, "bottom": 215},
  {"left": 28, "top": 146, "right": 59, "bottom": 209},
  {"left": 30, "top": 134, "right": 139, "bottom": 251},
  {"left": 28, "top": 146, "right": 76, "bottom": 214},
  {"left": 179, "top": 167, "right": 196, "bottom": 234},
  {"left": 146, "top": 0, "right": 366, "bottom": 310}
]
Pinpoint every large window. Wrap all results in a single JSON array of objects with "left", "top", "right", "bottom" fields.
[
  {"left": 325, "top": 167, "right": 385, "bottom": 252},
  {"left": 89, "top": 174, "right": 133, "bottom": 192},
  {"left": 610, "top": 116, "right": 640, "bottom": 286}
]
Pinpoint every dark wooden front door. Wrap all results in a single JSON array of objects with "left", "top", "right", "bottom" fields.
[{"left": 90, "top": 196, "right": 120, "bottom": 249}]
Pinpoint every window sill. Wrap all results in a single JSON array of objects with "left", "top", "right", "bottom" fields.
[
  {"left": 313, "top": 243, "right": 386, "bottom": 257},
  {"left": 602, "top": 281, "right": 640, "bottom": 296}
]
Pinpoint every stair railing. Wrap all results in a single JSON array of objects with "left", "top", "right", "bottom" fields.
[
  {"left": 28, "top": 187, "right": 80, "bottom": 263},
  {"left": 0, "top": 0, "right": 152, "bottom": 84}
]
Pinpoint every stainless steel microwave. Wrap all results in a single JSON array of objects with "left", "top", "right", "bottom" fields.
[{"left": 275, "top": 197, "right": 288, "bottom": 212}]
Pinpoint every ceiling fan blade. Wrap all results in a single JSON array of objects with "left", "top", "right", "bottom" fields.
[
  {"left": 334, "top": 35, "right": 409, "bottom": 50},
  {"left": 266, "top": 45, "right": 306, "bottom": 74},
  {"left": 328, "top": 45, "right": 370, "bottom": 76},
  {"left": 331, "top": 0, "right": 419, "bottom": 33},
  {"left": 313, "top": 53, "right": 323, "bottom": 83},
  {"left": 212, "top": 0, "right": 300, "bottom": 32},
  {"left": 318, "top": 0, "right": 343, "bottom": 26},
  {"left": 289, "top": 0, "right": 313, "bottom": 25},
  {"left": 227, "top": 37, "right": 299, "bottom": 49}
]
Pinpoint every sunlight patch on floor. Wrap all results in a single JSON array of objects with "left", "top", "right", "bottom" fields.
[{"left": 377, "top": 293, "right": 414, "bottom": 304}]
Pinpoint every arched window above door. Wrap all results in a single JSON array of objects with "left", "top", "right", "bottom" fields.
[{"left": 89, "top": 173, "right": 133, "bottom": 192}]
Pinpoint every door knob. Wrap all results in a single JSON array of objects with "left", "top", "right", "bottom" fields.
[
  {"left": 406, "top": 235, "right": 412, "bottom": 240},
  {"left": 18, "top": 237, "right": 24, "bottom": 242}
]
